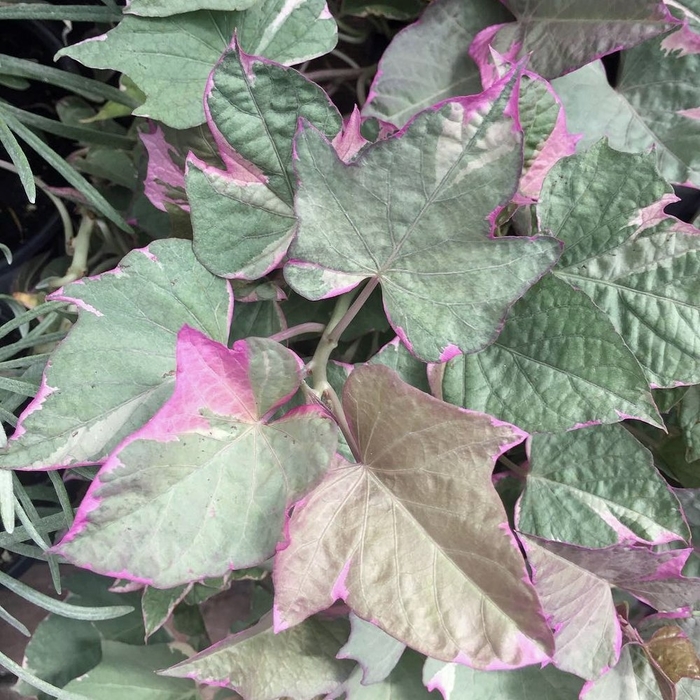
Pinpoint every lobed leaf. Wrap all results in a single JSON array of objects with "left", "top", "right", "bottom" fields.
[
  {"left": 274, "top": 365, "right": 554, "bottom": 668},
  {"left": 540, "top": 140, "right": 700, "bottom": 387},
  {"left": 518, "top": 424, "right": 688, "bottom": 548},
  {"left": 286, "top": 72, "right": 561, "bottom": 361},
  {"left": 362, "top": 0, "right": 513, "bottom": 127},
  {"left": 188, "top": 43, "right": 342, "bottom": 279},
  {"left": 57, "top": 1, "right": 337, "bottom": 129},
  {"left": 0, "top": 239, "right": 232, "bottom": 471},
  {"left": 162, "top": 613, "right": 353, "bottom": 699},
  {"left": 54, "top": 327, "right": 337, "bottom": 587}
]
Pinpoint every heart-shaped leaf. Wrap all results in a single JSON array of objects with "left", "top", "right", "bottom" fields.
[
  {"left": 285, "top": 72, "right": 561, "bottom": 361},
  {"left": 54, "top": 327, "right": 337, "bottom": 587},
  {"left": 0, "top": 239, "right": 232, "bottom": 471},
  {"left": 187, "top": 43, "right": 342, "bottom": 279},
  {"left": 273, "top": 365, "right": 553, "bottom": 668},
  {"left": 518, "top": 424, "right": 688, "bottom": 548}
]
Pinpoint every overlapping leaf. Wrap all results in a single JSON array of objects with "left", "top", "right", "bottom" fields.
[
  {"left": 126, "top": 0, "right": 258, "bottom": 16},
  {"left": 441, "top": 274, "right": 661, "bottom": 433},
  {"left": 273, "top": 365, "right": 554, "bottom": 668},
  {"left": 187, "top": 44, "right": 342, "bottom": 279},
  {"left": 518, "top": 425, "right": 688, "bottom": 548},
  {"left": 362, "top": 0, "right": 513, "bottom": 127},
  {"left": 553, "top": 38, "right": 700, "bottom": 185},
  {"left": 57, "top": 0, "right": 337, "bottom": 129},
  {"left": 54, "top": 327, "right": 337, "bottom": 587},
  {"left": 162, "top": 613, "right": 353, "bottom": 699},
  {"left": 422, "top": 657, "right": 584, "bottom": 699},
  {"left": 0, "top": 240, "right": 231, "bottom": 471},
  {"left": 680, "top": 387, "right": 700, "bottom": 462},
  {"left": 470, "top": 0, "right": 675, "bottom": 81},
  {"left": 285, "top": 73, "right": 561, "bottom": 361},
  {"left": 540, "top": 140, "right": 700, "bottom": 387}
]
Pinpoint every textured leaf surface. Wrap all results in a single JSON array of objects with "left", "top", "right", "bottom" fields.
[
  {"left": 142, "top": 585, "right": 191, "bottom": 639},
  {"left": 647, "top": 626, "right": 700, "bottom": 683},
  {"left": 126, "top": 0, "right": 258, "bottom": 15},
  {"left": 286, "top": 75, "right": 561, "bottom": 361},
  {"left": 471, "top": 0, "right": 674, "bottom": 81},
  {"left": 274, "top": 365, "right": 553, "bottom": 668},
  {"left": 518, "top": 425, "right": 688, "bottom": 547},
  {"left": 362, "top": 0, "right": 513, "bottom": 127},
  {"left": 422, "top": 657, "right": 584, "bottom": 699},
  {"left": 0, "top": 240, "right": 231, "bottom": 470},
  {"left": 521, "top": 536, "right": 620, "bottom": 681},
  {"left": 337, "top": 613, "right": 406, "bottom": 685},
  {"left": 162, "top": 614, "right": 353, "bottom": 699},
  {"left": 680, "top": 387, "right": 700, "bottom": 462},
  {"left": 442, "top": 274, "right": 661, "bottom": 433},
  {"left": 369, "top": 337, "right": 430, "bottom": 393},
  {"left": 63, "top": 642, "right": 196, "bottom": 700},
  {"left": 188, "top": 44, "right": 341, "bottom": 279},
  {"left": 540, "top": 140, "right": 700, "bottom": 387},
  {"left": 553, "top": 41, "right": 700, "bottom": 185},
  {"left": 55, "top": 327, "right": 337, "bottom": 587},
  {"left": 58, "top": 1, "right": 336, "bottom": 129}
]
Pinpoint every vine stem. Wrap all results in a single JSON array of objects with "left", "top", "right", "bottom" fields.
[
  {"left": 269, "top": 322, "right": 325, "bottom": 344},
  {"left": 499, "top": 455, "right": 529, "bottom": 479}
]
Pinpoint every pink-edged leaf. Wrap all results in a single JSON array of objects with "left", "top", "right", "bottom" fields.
[
  {"left": 187, "top": 41, "right": 342, "bottom": 280},
  {"left": 520, "top": 535, "right": 621, "bottom": 681},
  {"left": 53, "top": 327, "right": 337, "bottom": 587},
  {"left": 273, "top": 365, "right": 554, "bottom": 669},
  {"left": 161, "top": 613, "right": 353, "bottom": 699},
  {"left": 140, "top": 124, "right": 189, "bottom": 213},
  {"left": 285, "top": 70, "right": 561, "bottom": 362},
  {"left": 471, "top": 1, "right": 677, "bottom": 82},
  {"left": 518, "top": 425, "right": 689, "bottom": 548},
  {"left": 331, "top": 107, "right": 370, "bottom": 163},
  {"left": 0, "top": 240, "right": 232, "bottom": 471}
]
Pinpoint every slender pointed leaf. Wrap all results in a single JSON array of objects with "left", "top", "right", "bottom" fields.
[{"left": 0, "top": 116, "right": 35, "bottom": 202}]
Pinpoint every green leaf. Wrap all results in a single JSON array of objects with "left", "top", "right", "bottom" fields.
[
  {"left": 126, "top": 0, "right": 258, "bottom": 16},
  {"left": 422, "top": 657, "right": 584, "bottom": 699},
  {"left": 0, "top": 239, "right": 231, "bottom": 470},
  {"left": 369, "top": 337, "right": 430, "bottom": 394},
  {"left": 162, "top": 614, "right": 353, "bottom": 699},
  {"left": 228, "top": 300, "right": 284, "bottom": 342},
  {"left": 285, "top": 75, "right": 561, "bottom": 361},
  {"left": 362, "top": 0, "right": 513, "bottom": 127},
  {"left": 62, "top": 642, "right": 198, "bottom": 700},
  {"left": 341, "top": 0, "right": 425, "bottom": 20},
  {"left": 540, "top": 140, "right": 700, "bottom": 387},
  {"left": 518, "top": 424, "right": 689, "bottom": 547},
  {"left": 142, "top": 585, "right": 192, "bottom": 640},
  {"left": 15, "top": 616, "right": 102, "bottom": 700},
  {"left": 442, "top": 274, "right": 661, "bottom": 433},
  {"left": 337, "top": 613, "right": 406, "bottom": 685},
  {"left": 188, "top": 44, "right": 342, "bottom": 279},
  {"left": 274, "top": 365, "right": 554, "bottom": 668},
  {"left": 55, "top": 327, "right": 337, "bottom": 587},
  {"left": 0, "top": 115, "right": 35, "bottom": 202},
  {"left": 58, "top": 1, "right": 337, "bottom": 129},
  {"left": 680, "top": 386, "right": 700, "bottom": 462},
  {"left": 476, "top": 0, "right": 675, "bottom": 81},
  {"left": 553, "top": 39, "right": 700, "bottom": 185}
]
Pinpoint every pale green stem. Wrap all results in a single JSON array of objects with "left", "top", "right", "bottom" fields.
[
  {"left": 500, "top": 455, "right": 529, "bottom": 479},
  {"left": 269, "top": 322, "right": 326, "bottom": 344},
  {"left": 38, "top": 214, "right": 94, "bottom": 290}
]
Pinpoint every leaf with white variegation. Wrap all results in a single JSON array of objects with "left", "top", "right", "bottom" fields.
[
  {"left": 518, "top": 424, "right": 688, "bottom": 547},
  {"left": 441, "top": 274, "right": 662, "bottom": 433},
  {"left": 0, "top": 240, "right": 231, "bottom": 471},
  {"left": 553, "top": 39, "right": 700, "bottom": 185},
  {"left": 540, "top": 140, "right": 700, "bottom": 387},
  {"left": 54, "top": 327, "right": 337, "bottom": 587},
  {"left": 273, "top": 365, "right": 554, "bottom": 668},
  {"left": 57, "top": 0, "right": 337, "bottom": 129},
  {"left": 126, "top": 0, "right": 258, "bottom": 15},
  {"left": 161, "top": 613, "right": 353, "bottom": 699},
  {"left": 422, "top": 657, "right": 584, "bottom": 699},
  {"left": 188, "top": 43, "right": 342, "bottom": 279},
  {"left": 469, "top": 0, "right": 675, "bottom": 82},
  {"left": 285, "top": 72, "right": 561, "bottom": 361},
  {"left": 362, "top": 0, "right": 513, "bottom": 127}
]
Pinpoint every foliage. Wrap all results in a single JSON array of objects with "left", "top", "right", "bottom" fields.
[{"left": 3, "top": 0, "right": 700, "bottom": 699}]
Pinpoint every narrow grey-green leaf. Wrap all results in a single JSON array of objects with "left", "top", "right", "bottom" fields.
[
  {"left": 362, "top": 0, "right": 513, "bottom": 127},
  {"left": 0, "top": 239, "right": 231, "bottom": 470},
  {"left": 540, "top": 140, "right": 700, "bottom": 387},
  {"left": 0, "top": 116, "right": 35, "bottom": 202},
  {"left": 518, "top": 424, "right": 689, "bottom": 547},
  {"left": 443, "top": 274, "right": 661, "bottom": 433}
]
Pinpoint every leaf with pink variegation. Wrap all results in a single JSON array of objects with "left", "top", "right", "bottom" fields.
[
  {"left": 273, "top": 365, "right": 554, "bottom": 668},
  {"left": 470, "top": 1, "right": 676, "bottom": 82},
  {"left": 54, "top": 326, "right": 337, "bottom": 588}
]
